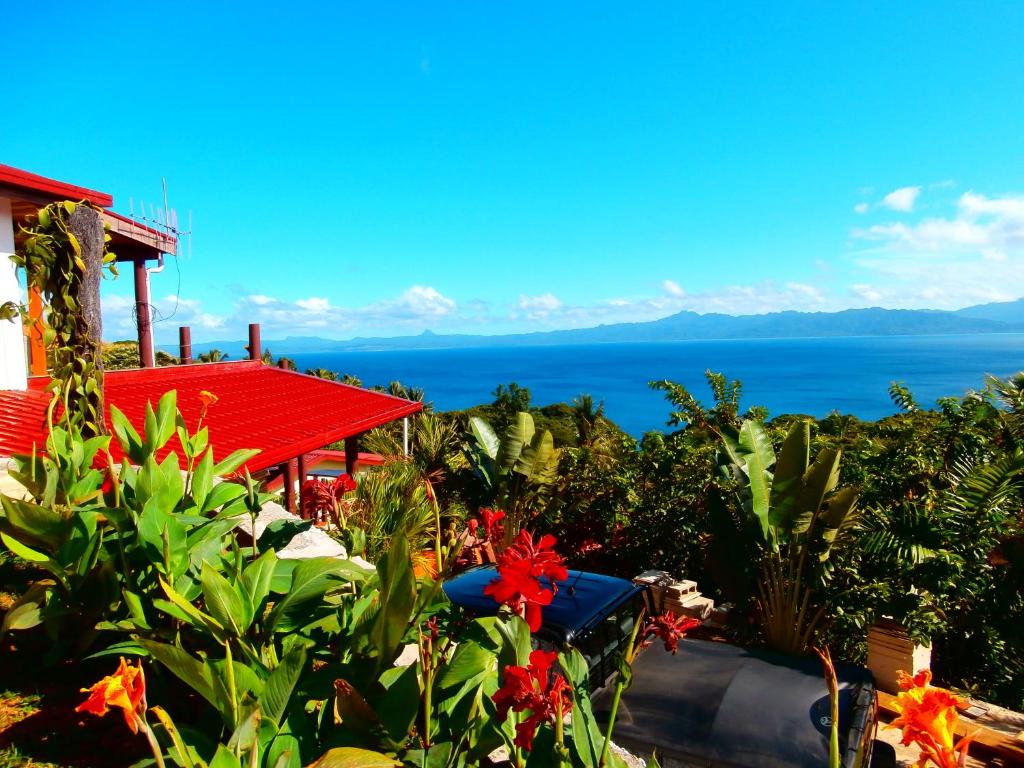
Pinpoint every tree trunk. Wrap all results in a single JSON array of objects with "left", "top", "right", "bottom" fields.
[{"left": 67, "top": 204, "right": 106, "bottom": 433}]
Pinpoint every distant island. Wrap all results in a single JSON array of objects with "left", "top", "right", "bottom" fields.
[{"left": 177, "top": 298, "right": 1024, "bottom": 357}]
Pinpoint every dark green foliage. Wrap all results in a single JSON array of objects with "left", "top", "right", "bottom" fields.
[{"left": 103, "top": 340, "right": 177, "bottom": 370}]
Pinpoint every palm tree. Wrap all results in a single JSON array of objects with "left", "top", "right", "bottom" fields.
[
  {"left": 572, "top": 394, "right": 605, "bottom": 448},
  {"left": 197, "top": 348, "right": 228, "bottom": 363},
  {"left": 341, "top": 373, "right": 364, "bottom": 387},
  {"left": 305, "top": 368, "right": 339, "bottom": 381}
]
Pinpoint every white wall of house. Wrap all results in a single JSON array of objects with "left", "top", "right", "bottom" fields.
[{"left": 0, "top": 197, "right": 27, "bottom": 390}]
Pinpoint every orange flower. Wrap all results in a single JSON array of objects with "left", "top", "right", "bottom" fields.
[
  {"left": 888, "top": 669, "right": 974, "bottom": 768},
  {"left": 76, "top": 657, "right": 147, "bottom": 734},
  {"left": 198, "top": 390, "right": 219, "bottom": 408}
]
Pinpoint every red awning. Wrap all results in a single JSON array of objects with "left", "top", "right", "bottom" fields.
[{"left": 0, "top": 361, "right": 422, "bottom": 473}]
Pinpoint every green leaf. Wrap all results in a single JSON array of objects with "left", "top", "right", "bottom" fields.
[
  {"left": 109, "top": 404, "right": 146, "bottom": 462},
  {"left": 201, "top": 561, "right": 250, "bottom": 635},
  {"left": 202, "top": 481, "right": 248, "bottom": 514},
  {"left": 468, "top": 417, "right": 500, "bottom": 460},
  {"left": 139, "top": 640, "right": 218, "bottom": 709},
  {"left": 258, "top": 646, "right": 307, "bottom": 727},
  {"left": 157, "top": 576, "right": 226, "bottom": 639},
  {"left": 368, "top": 534, "right": 416, "bottom": 669},
  {"left": 213, "top": 449, "right": 261, "bottom": 478},
  {"left": 241, "top": 548, "right": 279, "bottom": 611},
  {"left": 153, "top": 391, "right": 178, "bottom": 449},
  {"left": 437, "top": 641, "right": 495, "bottom": 691},
  {"left": 793, "top": 448, "right": 842, "bottom": 535},
  {"left": 1, "top": 589, "right": 47, "bottom": 634},
  {"left": 0, "top": 495, "right": 68, "bottom": 550},
  {"left": 306, "top": 748, "right": 399, "bottom": 768},
  {"left": 208, "top": 746, "right": 243, "bottom": 768},
  {"left": 265, "top": 557, "right": 354, "bottom": 634},
  {"left": 191, "top": 450, "right": 214, "bottom": 511}
]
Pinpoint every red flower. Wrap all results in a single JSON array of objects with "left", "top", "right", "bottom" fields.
[
  {"left": 479, "top": 507, "right": 506, "bottom": 541},
  {"left": 492, "top": 649, "right": 573, "bottom": 751},
  {"left": 642, "top": 611, "right": 701, "bottom": 654},
  {"left": 888, "top": 669, "right": 974, "bottom": 768},
  {"left": 76, "top": 657, "right": 147, "bottom": 734},
  {"left": 301, "top": 474, "right": 357, "bottom": 521},
  {"left": 484, "top": 530, "right": 568, "bottom": 631}
]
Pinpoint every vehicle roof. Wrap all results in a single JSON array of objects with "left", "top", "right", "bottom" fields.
[
  {"left": 443, "top": 565, "right": 644, "bottom": 644},
  {"left": 592, "top": 638, "right": 875, "bottom": 768}
]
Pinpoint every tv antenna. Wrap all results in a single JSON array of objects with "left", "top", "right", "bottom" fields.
[{"left": 127, "top": 178, "right": 193, "bottom": 326}]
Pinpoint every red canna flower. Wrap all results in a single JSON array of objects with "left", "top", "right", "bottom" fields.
[
  {"left": 301, "top": 474, "right": 357, "bottom": 523},
  {"left": 492, "top": 649, "right": 573, "bottom": 751},
  {"left": 888, "top": 669, "right": 974, "bottom": 768},
  {"left": 479, "top": 507, "right": 506, "bottom": 541},
  {"left": 484, "top": 530, "right": 568, "bottom": 631},
  {"left": 198, "top": 390, "right": 218, "bottom": 408},
  {"left": 76, "top": 657, "right": 147, "bottom": 734},
  {"left": 642, "top": 611, "right": 701, "bottom": 654}
]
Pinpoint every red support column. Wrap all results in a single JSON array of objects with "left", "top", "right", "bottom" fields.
[
  {"left": 344, "top": 435, "right": 360, "bottom": 478},
  {"left": 247, "top": 323, "right": 261, "bottom": 362},
  {"left": 133, "top": 257, "right": 155, "bottom": 368},
  {"left": 26, "top": 286, "right": 47, "bottom": 376},
  {"left": 297, "top": 454, "right": 307, "bottom": 518},
  {"left": 282, "top": 460, "right": 296, "bottom": 513},
  {"left": 178, "top": 326, "right": 192, "bottom": 364}
]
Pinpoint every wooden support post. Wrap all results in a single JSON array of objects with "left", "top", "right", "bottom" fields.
[
  {"left": 297, "top": 454, "right": 307, "bottom": 517},
  {"left": 247, "top": 323, "right": 261, "bottom": 362},
  {"left": 278, "top": 358, "right": 289, "bottom": 369},
  {"left": 26, "top": 286, "right": 47, "bottom": 376},
  {"left": 282, "top": 460, "right": 296, "bottom": 513},
  {"left": 178, "top": 326, "right": 192, "bottom": 364},
  {"left": 133, "top": 257, "right": 155, "bottom": 368},
  {"left": 345, "top": 435, "right": 360, "bottom": 478}
]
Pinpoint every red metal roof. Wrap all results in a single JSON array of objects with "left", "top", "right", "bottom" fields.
[
  {"left": 0, "top": 163, "right": 113, "bottom": 207},
  {"left": 0, "top": 361, "right": 422, "bottom": 473}
]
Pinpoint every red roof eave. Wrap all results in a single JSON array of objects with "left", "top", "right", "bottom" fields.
[
  {"left": 0, "top": 163, "right": 113, "bottom": 207},
  {"left": 0, "top": 361, "right": 423, "bottom": 475}
]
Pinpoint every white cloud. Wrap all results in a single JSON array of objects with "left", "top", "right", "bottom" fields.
[
  {"left": 880, "top": 186, "right": 921, "bottom": 212},
  {"left": 248, "top": 294, "right": 275, "bottom": 305},
  {"left": 518, "top": 292, "right": 561, "bottom": 312},
  {"left": 853, "top": 202, "right": 870, "bottom": 215},
  {"left": 662, "top": 279, "right": 685, "bottom": 297},
  {"left": 848, "top": 189, "right": 1024, "bottom": 308},
  {"left": 389, "top": 286, "right": 456, "bottom": 318},
  {"left": 850, "top": 284, "right": 883, "bottom": 303},
  {"left": 296, "top": 297, "right": 330, "bottom": 312}
]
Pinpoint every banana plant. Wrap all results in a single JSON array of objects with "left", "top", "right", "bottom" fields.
[
  {"left": 719, "top": 419, "right": 859, "bottom": 653},
  {"left": 466, "top": 413, "right": 559, "bottom": 542}
]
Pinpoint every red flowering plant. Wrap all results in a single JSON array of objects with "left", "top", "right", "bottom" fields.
[
  {"left": 301, "top": 474, "right": 357, "bottom": 526},
  {"left": 493, "top": 649, "right": 574, "bottom": 763},
  {"left": 77, "top": 658, "right": 166, "bottom": 768},
  {"left": 888, "top": 669, "right": 975, "bottom": 768},
  {"left": 453, "top": 507, "right": 508, "bottom": 569},
  {"left": 484, "top": 529, "right": 569, "bottom": 631}
]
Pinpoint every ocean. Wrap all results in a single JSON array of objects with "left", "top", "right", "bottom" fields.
[{"left": 284, "top": 334, "right": 1024, "bottom": 437}]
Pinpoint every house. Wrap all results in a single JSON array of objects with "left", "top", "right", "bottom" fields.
[{"left": 0, "top": 163, "right": 420, "bottom": 511}]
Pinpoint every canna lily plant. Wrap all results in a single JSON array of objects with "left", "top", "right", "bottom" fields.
[{"left": 889, "top": 670, "right": 975, "bottom": 768}]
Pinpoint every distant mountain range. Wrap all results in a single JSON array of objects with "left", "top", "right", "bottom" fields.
[{"left": 178, "top": 298, "right": 1024, "bottom": 357}]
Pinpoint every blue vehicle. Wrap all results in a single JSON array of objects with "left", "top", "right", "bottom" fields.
[{"left": 443, "top": 565, "right": 894, "bottom": 768}]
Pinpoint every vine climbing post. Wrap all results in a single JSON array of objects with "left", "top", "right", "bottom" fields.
[{"left": 14, "top": 200, "right": 116, "bottom": 436}]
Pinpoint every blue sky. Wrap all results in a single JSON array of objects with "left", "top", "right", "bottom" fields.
[{"left": 4, "top": 2, "right": 1024, "bottom": 343}]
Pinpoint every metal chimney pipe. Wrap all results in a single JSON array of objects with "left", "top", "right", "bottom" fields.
[
  {"left": 248, "top": 323, "right": 261, "bottom": 361},
  {"left": 178, "top": 326, "right": 192, "bottom": 364}
]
